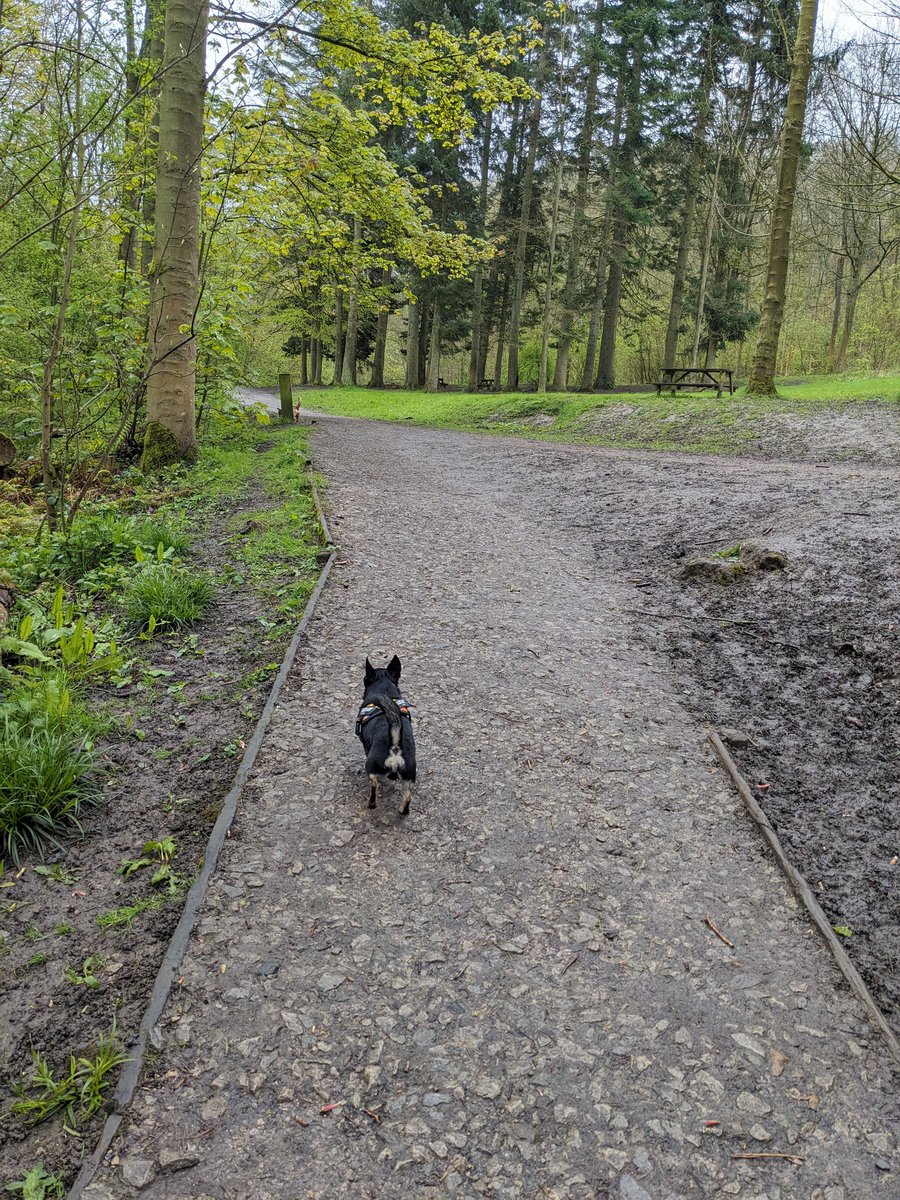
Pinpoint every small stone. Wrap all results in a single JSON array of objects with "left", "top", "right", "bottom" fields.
[
  {"left": 736, "top": 1091, "right": 772, "bottom": 1117},
  {"left": 149, "top": 1025, "right": 164, "bottom": 1051},
  {"left": 256, "top": 960, "right": 280, "bottom": 976},
  {"left": 631, "top": 1148, "right": 652, "bottom": 1174},
  {"left": 121, "top": 1158, "right": 156, "bottom": 1190},
  {"left": 749, "top": 1124, "right": 771, "bottom": 1142},
  {"left": 423, "top": 1091, "right": 451, "bottom": 1107},
  {"left": 317, "top": 972, "right": 346, "bottom": 992},
  {"left": 201, "top": 1094, "right": 228, "bottom": 1121},
  {"left": 732, "top": 1032, "right": 766, "bottom": 1058},
  {"left": 277, "top": 1088, "right": 295, "bottom": 1103},
  {"left": 430, "top": 1141, "right": 449, "bottom": 1159},
  {"left": 498, "top": 934, "right": 529, "bottom": 954},
  {"left": 620, "top": 1176, "right": 653, "bottom": 1200},
  {"left": 158, "top": 1149, "right": 200, "bottom": 1173},
  {"left": 770, "top": 1049, "right": 789, "bottom": 1077},
  {"left": 720, "top": 728, "right": 754, "bottom": 749},
  {"left": 472, "top": 1076, "right": 502, "bottom": 1099}
]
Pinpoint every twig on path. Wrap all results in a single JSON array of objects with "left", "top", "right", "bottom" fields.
[
  {"left": 732, "top": 1152, "right": 804, "bottom": 1165},
  {"left": 560, "top": 954, "right": 579, "bottom": 976},
  {"left": 704, "top": 915, "right": 735, "bottom": 948},
  {"left": 452, "top": 963, "right": 469, "bottom": 981}
]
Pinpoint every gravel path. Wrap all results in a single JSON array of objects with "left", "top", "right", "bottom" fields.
[{"left": 85, "top": 418, "right": 898, "bottom": 1200}]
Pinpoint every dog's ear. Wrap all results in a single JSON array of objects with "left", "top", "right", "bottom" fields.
[
  {"left": 364, "top": 657, "right": 376, "bottom": 685},
  {"left": 386, "top": 655, "right": 402, "bottom": 681}
]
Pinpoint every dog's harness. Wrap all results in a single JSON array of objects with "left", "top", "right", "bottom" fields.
[{"left": 356, "top": 698, "right": 411, "bottom": 738}]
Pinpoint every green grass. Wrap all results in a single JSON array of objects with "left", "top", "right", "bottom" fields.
[
  {"left": 122, "top": 563, "right": 215, "bottom": 632},
  {"left": 299, "top": 374, "right": 900, "bottom": 456},
  {"left": 0, "top": 713, "right": 94, "bottom": 863},
  {"left": 11, "top": 1026, "right": 128, "bottom": 1133}
]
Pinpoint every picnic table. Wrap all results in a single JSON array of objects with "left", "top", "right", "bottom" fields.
[
  {"left": 478, "top": 377, "right": 495, "bottom": 392},
  {"left": 656, "top": 367, "right": 734, "bottom": 397}
]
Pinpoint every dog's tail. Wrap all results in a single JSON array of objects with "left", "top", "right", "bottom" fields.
[{"left": 372, "top": 697, "right": 405, "bottom": 772}]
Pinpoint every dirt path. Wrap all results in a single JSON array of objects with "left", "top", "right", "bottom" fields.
[{"left": 84, "top": 418, "right": 897, "bottom": 1200}]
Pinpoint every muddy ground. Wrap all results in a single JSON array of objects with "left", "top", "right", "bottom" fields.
[
  {"left": 0, "top": 455, "right": 319, "bottom": 1188},
  {"left": 528, "top": 436, "right": 899, "bottom": 1028}
]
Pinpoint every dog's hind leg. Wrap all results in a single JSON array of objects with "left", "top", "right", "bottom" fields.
[
  {"left": 368, "top": 774, "right": 381, "bottom": 809},
  {"left": 399, "top": 782, "right": 412, "bottom": 816}
]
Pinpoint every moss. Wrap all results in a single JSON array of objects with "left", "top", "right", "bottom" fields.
[{"left": 141, "top": 422, "right": 198, "bottom": 474}]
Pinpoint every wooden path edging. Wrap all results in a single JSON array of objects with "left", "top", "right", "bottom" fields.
[{"left": 708, "top": 728, "right": 900, "bottom": 1064}]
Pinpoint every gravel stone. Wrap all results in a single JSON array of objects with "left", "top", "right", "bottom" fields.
[{"left": 120, "top": 1158, "right": 155, "bottom": 1190}]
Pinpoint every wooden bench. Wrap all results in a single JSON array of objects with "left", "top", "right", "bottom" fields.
[
  {"left": 656, "top": 367, "right": 734, "bottom": 397},
  {"left": 478, "top": 377, "right": 495, "bottom": 392}
]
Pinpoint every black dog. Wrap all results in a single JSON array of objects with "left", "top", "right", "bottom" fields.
[{"left": 356, "top": 655, "right": 416, "bottom": 814}]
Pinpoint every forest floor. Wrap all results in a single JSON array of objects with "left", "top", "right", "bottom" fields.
[
  {"left": 78, "top": 408, "right": 898, "bottom": 1199},
  {"left": 0, "top": 422, "right": 322, "bottom": 1192},
  {"left": 299, "top": 375, "right": 900, "bottom": 462}
]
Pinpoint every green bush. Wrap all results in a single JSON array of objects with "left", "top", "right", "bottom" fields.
[
  {"left": 122, "top": 563, "right": 215, "bottom": 632},
  {"left": 0, "top": 712, "right": 94, "bottom": 863}
]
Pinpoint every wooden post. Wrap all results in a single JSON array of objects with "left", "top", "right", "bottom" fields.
[{"left": 278, "top": 373, "right": 293, "bottom": 422}]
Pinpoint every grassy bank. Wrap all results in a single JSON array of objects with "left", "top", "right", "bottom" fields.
[{"left": 299, "top": 375, "right": 900, "bottom": 457}]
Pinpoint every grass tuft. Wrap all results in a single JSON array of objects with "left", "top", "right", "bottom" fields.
[
  {"left": 11, "top": 1024, "right": 128, "bottom": 1133},
  {"left": 122, "top": 564, "right": 215, "bottom": 632},
  {"left": 0, "top": 714, "right": 94, "bottom": 864}
]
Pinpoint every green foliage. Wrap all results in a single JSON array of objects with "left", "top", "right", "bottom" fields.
[
  {"left": 118, "top": 836, "right": 184, "bottom": 895},
  {"left": 4, "top": 1164, "right": 65, "bottom": 1199},
  {"left": 11, "top": 1025, "right": 128, "bottom": 1134},
  {"left": 63, "top": 955, "right": 104, "bottom": 989},
  {"left": 51, "top": 512, "right": 188, "bottom": 582},
  {"left": 1, "top": 587, "right": 123, "bottom": 683},
  {"left": 122, "top": 564, "right": 215, "bottom": 632},
  {"left": 0, "top": 708, "right": 94, "bottom": 865}
]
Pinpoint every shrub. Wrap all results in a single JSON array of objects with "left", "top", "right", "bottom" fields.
[
  {"left": 122, "top": 563, "right": 215, "bottom": 632},
  {"left": 0, "top": 712, "right": 94, "bottom": 863}
]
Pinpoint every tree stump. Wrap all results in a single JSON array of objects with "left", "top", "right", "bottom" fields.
[{"left": 0, "top": 434, "right": 15, "bottom": 471}]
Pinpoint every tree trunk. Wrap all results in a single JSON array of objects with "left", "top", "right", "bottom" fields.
[
  {"left": 311, "top": 338, "right": 321, "bottom": 385},
  {"left": 299, "top": 335, "right": 308, "bottom": 385},
  {"left": 494, "top": 277, "right": 510, "bottom": 388},
  {"left": 507, "top": 46, "right": 545, "bottom": 390},
  {"left": 417, "top": 305, "right": 429, "bottom": 387},
  {"left": 827, "top": 253, "right": 845, "bottom": 369},
  {"left": 691, "top": 150, "right": 721, "bottom": 368},
  {"left": 834, "top": 271, "right": 861, "bottom": 372},
  {"left": 595, "top": 45, "right": 638, "bottom": 388},
  {"left": 595, "top": 256, "right": 621, "bottom": 389},
  {"left": 746, "top": 0, "right": 819, "bottom": 395},
  {"left": 468, "top": 112, "right": 492, "bottom": 391},
  {"left": 405, "top": 298, "right": 420, "bottom": 389},
  {"left": 371, "top": 268, "right": 390, "bottom": 388},
  {"left": 554, "top": 30, "right": 601, "bottom": 391},
  {"left": 538, "top": 145, "right": 564, "bottom": 393},
  {"left": 580, "top": 241, "right": 609, "bottom": 391},
  {"left": 663, "top": 90, "right": 711, "bottom": 369},
  {"left": 139, "top": 1, "right": 165, "bottom": 277},
  {"left": 333, "top": 290, "right": 344, "bottom": 385},
  {"left": 426, "top": 306, "right": 442, "bottom": 392},
  {"left": 142, "top": 0, "right": 208, "bottom": 471},
  {"left": 341, "top": 219, "right": 361, "bottom": 384}
]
